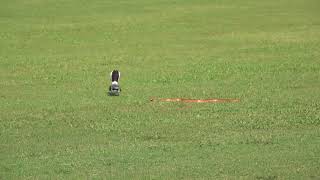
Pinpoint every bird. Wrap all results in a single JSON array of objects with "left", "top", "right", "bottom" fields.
[{"left": 108, "top": 70, "right": 121, "bottom": 96}]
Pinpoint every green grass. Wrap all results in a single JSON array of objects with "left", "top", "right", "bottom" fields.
[{"left": 1, "top": 0, "right": 320, "bottom": 179}]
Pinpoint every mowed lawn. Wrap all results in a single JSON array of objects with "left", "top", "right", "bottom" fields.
[{"left": 1, "top": 0, "right": 320, "bottom": 178}]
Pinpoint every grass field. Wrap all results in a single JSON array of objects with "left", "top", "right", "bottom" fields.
[{"left": 1, "top": 0, "right": 320, "bottom": 179}]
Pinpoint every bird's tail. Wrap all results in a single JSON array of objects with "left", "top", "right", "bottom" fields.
[{"left": 110, "top": 70, "right": 120, "bottom": 82}]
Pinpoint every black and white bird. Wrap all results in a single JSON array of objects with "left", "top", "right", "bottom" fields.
[{"left": 108, "top": 70, "right": 121, "bottom": 96}]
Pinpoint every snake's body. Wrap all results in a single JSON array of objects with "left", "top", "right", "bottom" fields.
[{"left": 151, "top": 98, "right": 240, "bottom": 103}]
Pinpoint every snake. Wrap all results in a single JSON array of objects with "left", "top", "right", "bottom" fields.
[{"left": 150, "top": 98, "right": 240, "bottom": 103}]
